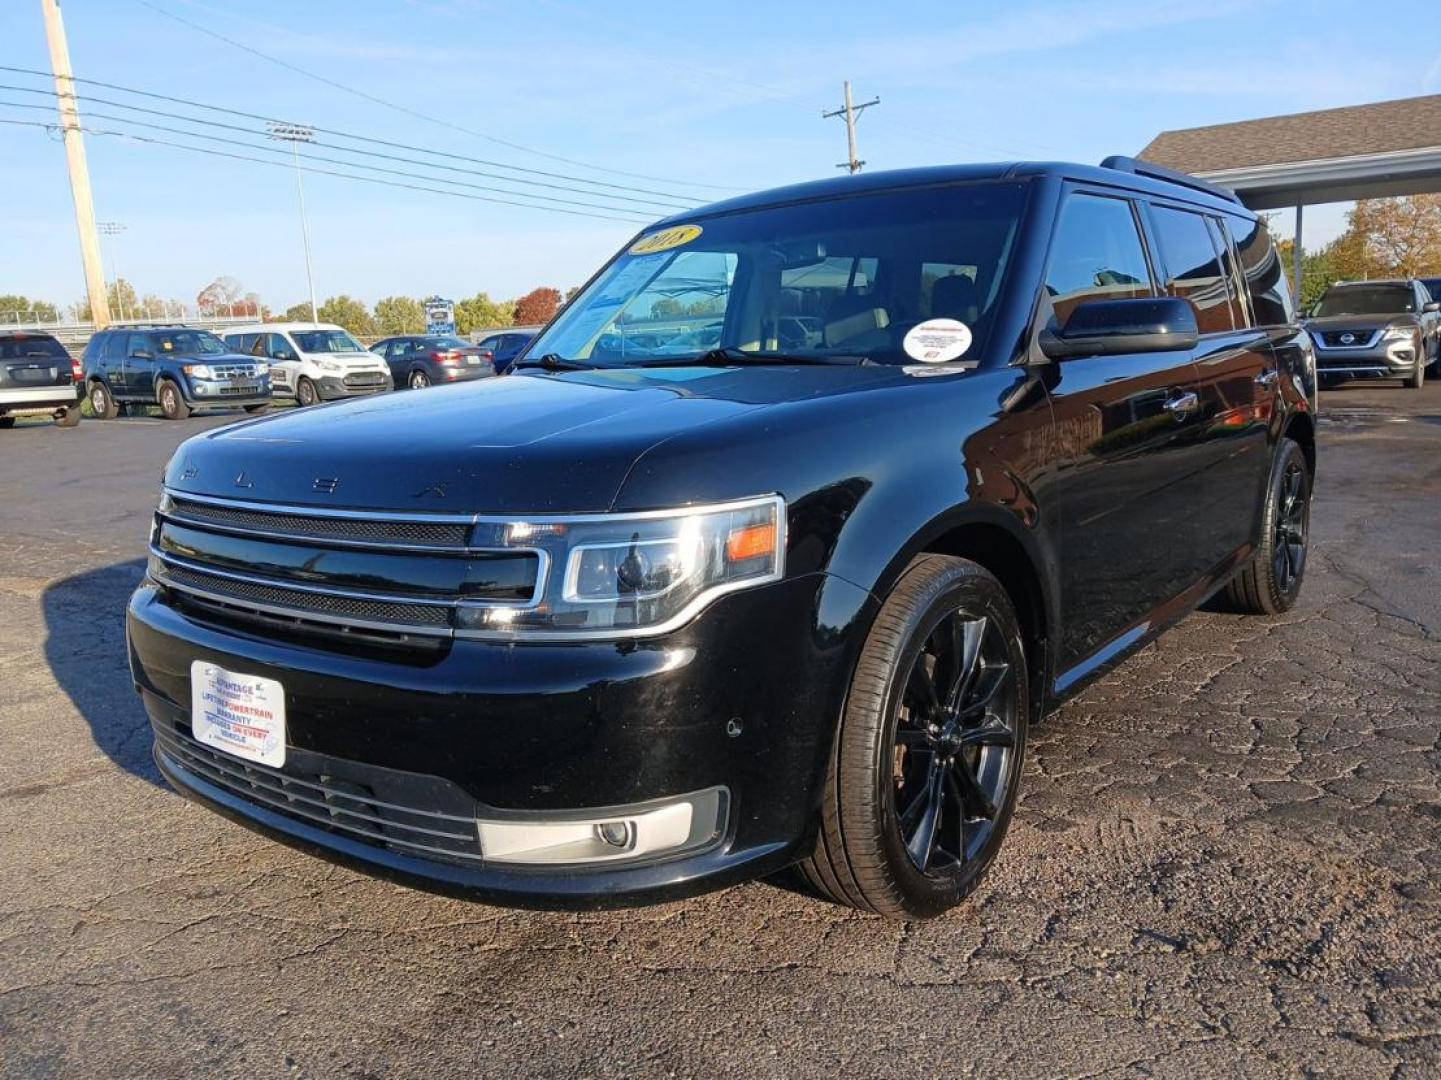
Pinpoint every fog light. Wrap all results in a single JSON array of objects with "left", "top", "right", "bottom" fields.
[
  {"left": 475, "top": 787, "right": 726, "bottom": 866},
  {"left": 193, "top": 383, "right": 208, "bottom": 395}
]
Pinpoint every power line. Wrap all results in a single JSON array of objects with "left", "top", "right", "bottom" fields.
[
  {"left": 0, "top": 96, "right": 676, "bottom": 218},
  {"left": 0, "top": 66, "right": 706, "bottom": 205},
  {"left": 0, "top": 83, "right": 692, "bottom": 212},
  {"left": 130, "top": 0, "right": 741, "bottom": 193},
  {"left": 0, "top": 118, "right": 654, "bottom": 225}
]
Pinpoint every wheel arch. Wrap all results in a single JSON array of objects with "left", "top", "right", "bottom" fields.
[{"left": 1283, "top": 410, "right": 1316, "bottom": 478}]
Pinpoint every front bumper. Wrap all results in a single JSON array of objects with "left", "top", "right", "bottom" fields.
[
  {"left": 0, "top": 383, "right": 82, "bottom": 413},
  {"left": 127, "top": 573, "right": 872, "bottom": 906},
  {"left": 316, "top": 373, "right": 392, "bottom": 399},
  {"left": 1314, "top": 338, "right": 1420, "bottom": 379},
  {"left": 183, "top": 377, "right": 270, "bottom": 406}
]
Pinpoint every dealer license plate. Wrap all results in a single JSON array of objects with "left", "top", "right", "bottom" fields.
[{"left": 190, "top": 660, "right": 287, "bottom": 767}]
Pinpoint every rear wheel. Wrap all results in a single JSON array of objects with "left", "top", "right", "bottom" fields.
[
  {"left": 157, "top": 380, "right": 190, "bottom": 420},
  {"left": 296, "top": 377, "right": 319, "bottom": 407},
  {"left": 55, "top": 405, "right": 82, "bottom": 427},
  {"left": 1221, "top": 438, "right": 1311, "bottom": 615},
  {"left": 408, "top": 368, "right": 431, "bottom": 389},
  {"left": 88, "top": 381, "right": 120, "bottom": 419},
  {"left": 798, "top": 554, "right": 1028, "bottom": 919}
]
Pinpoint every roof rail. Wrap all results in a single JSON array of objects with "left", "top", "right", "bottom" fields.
[{"left": 1099, "top": 155, "right": 1243, "bottom": 205}]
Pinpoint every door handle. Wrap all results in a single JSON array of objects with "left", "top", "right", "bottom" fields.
[
  {"left": 1162, "top": 391, "right": 1199, "bottom": 418},
  {"left": 1255, "top": 369, "right": 1280, "bottom": 386}
]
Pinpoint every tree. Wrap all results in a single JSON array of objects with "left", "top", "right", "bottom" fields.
[
  {"left": 280, "top": 302, "right": 315, "bottom": 322},
  {"left": 0, "top": 295, "right": 59, "bottom": 322},
  {"left": 195, "top": 275, "right": 244, "bottom": 315},
  {"left": 107, "top": 278, "right": 140, "bottom": 319},
  {"left": 1346, "top": 194, "right": 1441, "bottom": 277},
  {"left": 317, "top": 294, "right": 374, "bottom": 335},
  {"left": 454, "top": 292, "right": 513, "bottom": 335},
  {"left": 512, "top": 286, "right": 562, "bottom": 326},
  {"left": 374, "top": 295, "right": 425, "bottom": 336}
]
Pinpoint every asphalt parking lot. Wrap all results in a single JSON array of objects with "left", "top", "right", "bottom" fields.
[{"left": 1, "top": 382, "right": 1439, "bottom": 1079}]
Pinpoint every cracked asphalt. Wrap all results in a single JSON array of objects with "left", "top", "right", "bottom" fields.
[{"left": 1, "top": 382, "right": 1438, "bottom": 1079}]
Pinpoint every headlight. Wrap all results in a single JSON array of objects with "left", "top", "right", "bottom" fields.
[
  {"left": 182, "top": 363, "right": 213, "bottom": 378},
  {"left": 453, "top": 494, "right": 785, "bottom": 639},
  {"left": 1382, "top": 326, "right": 1416, "bottom": 341},
  {"left": 315, "top": 358, "right": 342, "bottom": 372}
]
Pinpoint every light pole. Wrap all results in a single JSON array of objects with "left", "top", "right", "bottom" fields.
[
  {"left": 267, "top": 121, "right": 319, "bottom": 324},
  {"left": 97, "top": 220, "right": 128, "bottom": 322}
]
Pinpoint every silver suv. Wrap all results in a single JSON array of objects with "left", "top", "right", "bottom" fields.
[{"left": 1305, "top": 279, "right": 1439, "bottom": 389}]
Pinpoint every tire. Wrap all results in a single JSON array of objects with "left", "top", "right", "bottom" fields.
[
  {"left": 157, "top": 380, "right": 191, "bottom": 420},
  {"left": 1405, "top": 354, "right": 1425, "bottom": 389},
  {"left": 296, "top": 377, "right": 319, "bottom": 407},
  {"left": 243, "top": 403, "right": 271, "bottom": 415},
  {"left": 798, "top": 554, "right": 1028, "bottom": 919},
  {"left": 55, "top": 405, "right": 82, "bottom": 427},
  {"left": 88, "top": 381, "right": 120, "bottom": 420},
  {"left": 1220, "top": 437, "right": 1311, "bottom": 615},
  {"left": 408, "top": 368, "right": 431, "bottom": 390}
]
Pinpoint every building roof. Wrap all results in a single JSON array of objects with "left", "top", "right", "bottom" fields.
[{"left": 1138, "top": 96, "right": 1441, "bottom": 209}]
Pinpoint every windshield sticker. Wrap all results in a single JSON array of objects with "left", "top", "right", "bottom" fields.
[
  {"left": 903, "top": 319, "right": 973, "bottom": 364},
  {"left": 629, "top": 223, "right": 703, "bottom": 256}
]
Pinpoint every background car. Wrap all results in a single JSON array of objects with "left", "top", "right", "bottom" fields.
[
  {"left": 0, "top": 330, "right": 82, "bottom": 428},
  {"left": 1303, "top": 279, "right": 1438, "bottom": 389},
  {"left": 222, "top": 323, "right": 391, "bottom": 405},
  {"left": 372, "top": 335, "right": 497, "bottom": 389},
  {"left": 472, "top": 329, "right": 536, "bottom": 374},
  {"left": 1421, "top": 277, "right": 1441, "bottom": 371},
  {"left": 82, "top": 326, "right": 270, "bottom": 420}
]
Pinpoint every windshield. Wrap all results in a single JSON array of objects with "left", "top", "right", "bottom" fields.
[
  {"left": 1313, "top": 285, "right": 1415, "bottom": 317},
  {"left": 530, "top": 182, "right": 1027, "bottom": 368},
  {"left": 294, "top": 329, "right": 366, "bottom": 353},
  {"left": 151, "top": 330, "right": 227, "bottom": 356}
]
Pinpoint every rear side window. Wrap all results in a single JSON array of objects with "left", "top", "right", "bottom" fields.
[
  {"left": 1043, "top": 193, "right": 1153, "bottom": 326},
  {"left": 102, "top": 333, "right": 127, "bottom": 361},
  {"left": 1228, "top": 216, "right": 1293, "bottom": 326},
  {"left": 1148, "top": 205, "right": 1236, "bottom": 334}
]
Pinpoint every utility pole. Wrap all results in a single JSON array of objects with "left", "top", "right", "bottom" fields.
[
  {"left": 267, "top": 122, "right": 319, "bottom": 324},
  {"left": 98, "top": 220, "right": 127, "bottom": 322},
  {"left": 823, "top": 81, "right": 879, "bottom": 174},
  {"left": 40, "top": 0, "right": 111, "bottom": 327}
]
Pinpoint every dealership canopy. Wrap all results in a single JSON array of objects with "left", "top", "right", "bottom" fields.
[{"left": 1138, "top": 93, "right": 1441, "bottom": 298}]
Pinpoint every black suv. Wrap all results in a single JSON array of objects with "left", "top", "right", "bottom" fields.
[
  {"left": 0, "top": 330, "right": 82, "bottom": 428},
  {"left": 83, "top": 326, "right": 271, "bottom": 420},
  {"left": 1305, "top": 279, "right": 1439, "bottom": 389},
  {"left": 128, "top": 158, "right": 1316, "bottom": 919}
]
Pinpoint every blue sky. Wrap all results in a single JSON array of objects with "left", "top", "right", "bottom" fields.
[{"left": 3, "top": 0, "right": 1439, "bottom": 313}]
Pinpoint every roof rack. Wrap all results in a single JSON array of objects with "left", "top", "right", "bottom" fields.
[{"left": 1099, "top": 155, "right": 1243, "bottom": 205}]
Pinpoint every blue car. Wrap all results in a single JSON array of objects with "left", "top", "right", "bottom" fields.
[
  {"left": 82, "top": 326, "right": 271, "bottom": 420},
  {"left": 473, "top": 329, "right": 536, "bottom": 374}
]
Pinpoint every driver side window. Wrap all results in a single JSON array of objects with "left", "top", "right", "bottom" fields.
[{"left": 1044, "top": 193, "right": 1154, "bottom": 327}]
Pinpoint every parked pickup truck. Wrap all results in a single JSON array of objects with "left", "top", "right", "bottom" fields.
[
  {"left": 0, "top": 330, "right": 82, "bottom": 428},
  {"left": 129, "top": 156, "right": 1315, "bottom": 920}
]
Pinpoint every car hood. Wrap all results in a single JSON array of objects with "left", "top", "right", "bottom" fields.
[
  {"left": 164, "top": 364, "right": 908, "bottom": 513},
  {"left": 1305, "top": 313, "right": 1416, "bottom": 332}
]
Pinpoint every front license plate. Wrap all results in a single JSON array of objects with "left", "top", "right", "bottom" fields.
[{"left": 190, "top": 660, "right": 286, "bottom": 767}]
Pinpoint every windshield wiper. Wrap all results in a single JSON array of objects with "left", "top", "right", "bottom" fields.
[
  {"left": 636, "top": 347, "right": 871, "bottom": 368},
  {"left": 513, "top": 353, "right": 600, "bottom": 372}
]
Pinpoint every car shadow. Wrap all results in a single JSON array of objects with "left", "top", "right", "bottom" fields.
[{"left": 42, "top": 557, "right": 163, "bottom": 786}]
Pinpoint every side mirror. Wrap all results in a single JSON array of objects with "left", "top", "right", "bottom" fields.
[
  {"left": 1039, "top": 297, "right": 1199, "bottom": 361},
  {"left": 1424, "top": 301, "right": 1440, "bottom": 313},
  {"left": 273, "top": 350, "right": 295, "bottom": 362}
]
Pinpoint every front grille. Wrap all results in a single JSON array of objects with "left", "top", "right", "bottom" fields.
[
  {"left": 1318, "top": 329, "right": 1378, "bottom": 348},
  {"left": 158, "top": 563, "right": 453, "bottom": 630},
  {"left": 216, "top": 384, "right": 264, "bottom": 396},
  {"left": 208, "top": 363, "right": 263, "bottom": 379},
  {"left": 153, "top": 720, "right": 484, "bottom": 864},
  {"left": 166, "top": 495, "right": 474, "bottom": 548},
  {"left": 343, "top": 372, "right": 388, "bottom": 388}
]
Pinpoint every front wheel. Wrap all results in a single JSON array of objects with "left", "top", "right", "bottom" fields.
[
  {"left": 1405, "top": 357, "right": 1425, "bottom": 389},
  {"left": 798, "top": 554, "right": 1028, "bottom": 919},
  {"left": 1221, "top": 437, "right": 1311, "bottom": 614},
  {"left": 296, "top": 377, "right": 319, "bottom": 407},
  {"left": 157, "top": 380, "right": 190, "bottom": 420}
]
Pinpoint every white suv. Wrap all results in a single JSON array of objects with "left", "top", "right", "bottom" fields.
[{"left": 223, "top": 323, "right": 392, "bottom": 406}]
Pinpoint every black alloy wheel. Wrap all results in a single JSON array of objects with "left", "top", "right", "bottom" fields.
[
  {"left": 799, "top": 554, "right": 1028, "bottom": 919},
  {"left": 1221, "top": 436, "right": 1311, "bottom": 615},
  {"left": 409, "top": 369, "right": 431, "bottom": 389}
]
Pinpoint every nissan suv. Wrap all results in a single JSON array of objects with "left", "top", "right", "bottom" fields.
[
  {"left": 1305, "top": 279, "right": 1438, "bottom": 389},
  {"left": 83, "top": 327, "right": 270, "bottom": 420},
  {"left": 128, "top": 158, "right": 1317, "bottom": 920}
]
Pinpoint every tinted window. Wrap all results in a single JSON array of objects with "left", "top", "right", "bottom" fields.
[
  {"left": 1206, "top": 216, "right": 1249, "bottom": 328},
  {"left": 293, "top": 329, "right": 365, "bottom": 353},
  {"left": 102, "top": 332, "right": 127, "bottom": 361},
  {"left": 147, "top": 330, "right": 227, "bottom": 356},
  {"left": 0, "top": 335, "right": 68, "bottom": 360},
  {"left": 426, "top": 336, "right": 469, "bottom": 349},
  {"left": 477, "top": 336, "right": 502, "bottom": 350},
  {"left": 267, "top": 333, "right": 295, "bottom": 359},
  {"left": 1043, "top": 193, "right": 1153, "bottom": 326},
  {"left": 1149, "top": 205, "right": 1235, "bottom": 333},
  {"left": 1228, "top": 216, "right": 1292, "bottom": 326},
  {"left": 1313, "top": 284, "right": 1415, "bottom": 317},
  {"left": 126, "top": 333, "right": 152, "bottom": 358},
  {"left": 1420, "top": 279, "right": 1440, "bottom": 301}
]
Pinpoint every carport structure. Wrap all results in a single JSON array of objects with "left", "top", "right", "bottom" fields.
[{"left": 1138, "top": 94, "right": 1441, "bottom": 300}]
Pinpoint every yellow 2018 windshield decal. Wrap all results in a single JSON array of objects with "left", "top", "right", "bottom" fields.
[{"left": 629, "top": 223, "right": 703, "bottom": 256}]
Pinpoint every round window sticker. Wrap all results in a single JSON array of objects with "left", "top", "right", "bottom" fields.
[
  {"left": 902, "top": 318, "right": 973, "bottom": 363},
  {"left": 629, "top": 223, "right": 703, "bottom": 256}
]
